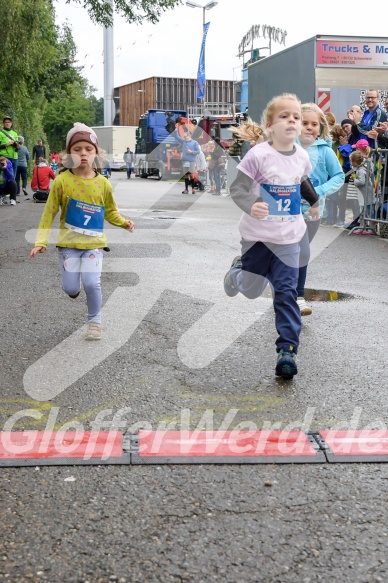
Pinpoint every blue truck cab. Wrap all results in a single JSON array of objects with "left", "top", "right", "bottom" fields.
[{"left": 135, "top": 109, "right": 188, "bottom": 180}]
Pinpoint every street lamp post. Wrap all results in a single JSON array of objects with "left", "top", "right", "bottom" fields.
[{"left": 185, "top": 1, "right": 218, "bottom": 81}]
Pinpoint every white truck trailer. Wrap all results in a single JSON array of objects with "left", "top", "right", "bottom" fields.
[{"left": 91, "top": 126, "right": 136, "bottom": 170}]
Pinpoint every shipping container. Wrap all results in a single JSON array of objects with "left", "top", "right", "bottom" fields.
[{"left": 91, "top": 126, "right": 137, "bottom": 170}]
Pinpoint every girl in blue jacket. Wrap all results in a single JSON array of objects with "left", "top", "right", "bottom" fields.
[{"left": 297, "top": 103, "right": 345, "bottom": 315}]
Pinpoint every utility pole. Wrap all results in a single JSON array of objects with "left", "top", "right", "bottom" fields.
[{"left": 103, "top": 0, "right": 114, "bottom": 126}]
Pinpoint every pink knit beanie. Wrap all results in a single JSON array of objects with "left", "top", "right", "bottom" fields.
[{"left": 66, "top": 123, "right": 98, "bottom": 153}]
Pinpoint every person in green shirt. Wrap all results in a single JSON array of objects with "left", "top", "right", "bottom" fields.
[{"left": 0, "top": 116, "right": 19, "bottom": 176}]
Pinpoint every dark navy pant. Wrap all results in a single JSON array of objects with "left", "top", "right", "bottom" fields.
[
  {"left": 230, "top": 240, "right": 301, "bottom": 354},
  {"left": 0, "top": 180, "right": 17, "bottom": 202}
]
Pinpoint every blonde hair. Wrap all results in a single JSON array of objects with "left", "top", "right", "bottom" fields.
[
  {"left": 301, "top": 103, "right": 330, "bottom": 140},
  {"left": 58, "top": 148, "right": 105, "bottom": 174},
  {"left": 350, "top": 150, "right": 364, "bottom": 167},
  {"left": 229, "top": 118, "right": 264, "bottom": 144},
  {"left": 261, "top": 93, "right": 301, "bottom": 129}
]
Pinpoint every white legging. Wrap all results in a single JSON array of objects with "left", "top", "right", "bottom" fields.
[{"left": 58, "top": 247, "right": 103, "bottom": 323}]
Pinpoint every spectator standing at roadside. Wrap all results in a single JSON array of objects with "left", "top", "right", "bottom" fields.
[
  {"left": 102, "top": 159, "right": 112, "bottom": 179},
  {"left": 325, "top": 112, "right": 336, "bottom": 133},
  {"left": 333, "top": 118, "right": 357, "bottom": 227},
  {"left": 297, "top": 103, "right": 344, "bottom": 314},
  {"left": 228, "top": 133, "right": 244, "bottom": 158},
  {"left": 204, "top": 141, "right": 215, "bottom": 192},
  {"left": 227, "top": 121, "right": 265, "bottom": 195},
  {"left": 324, "top": 124, "right": 346, "bottom": 225},
  {"left": 32, "top": 139, "right": 46, "bottom": 164},
  {"left": 0, "top": 116, "right": 20, "bottom": 176},
  {"left": 367, "top": 95, "right": 388, "bottom": 148},
  {"left": 16, "top": 136, "right": 30, "bottom": 196},
  {"left": 50, "top": 152, "right": 59, "bottom": 173},
  {"left": 338, "top": 119, "right": 355, "bottom": 168},
  {"left": 347, "top": 105, "right": 362, "bottom": 121},
  {"left": 194, "top": 148, "right": 207, "bottom": 191},
  {"left": 173, "top": 126, "right": 200, "bottom": 194},
  {"left": 123, "top": 147, "right": 133, "bottom": 179},
  {"left": 349, "top": 149, "right": 374, "bottom": 218},
  {"left": 351, "top": 90, "right": 387, "bottom": 148},
  {"left": 228, "top": 120, "right": 264, "bottom": 159},
  {"left": 209, "top": 137, "right": 225, "bottom": 195},
  {"left": 341, "top": 117, "right": 355, "bottom": 143}
]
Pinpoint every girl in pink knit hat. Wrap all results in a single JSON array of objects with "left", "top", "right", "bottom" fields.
[{"left": 29, "top": 123, "right": 135, "bottom": 341}]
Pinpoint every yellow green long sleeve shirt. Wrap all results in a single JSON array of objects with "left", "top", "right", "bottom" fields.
[
  {"left": 35, "top": 170, "right": 129, "bottom": 249},
  {"left": 0, "top": 128, "right": 18, "bottom": 160}
]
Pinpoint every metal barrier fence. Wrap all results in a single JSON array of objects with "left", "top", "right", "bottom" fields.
[{"left": 349, "top": 148, "right": 388, "bottom": 237}]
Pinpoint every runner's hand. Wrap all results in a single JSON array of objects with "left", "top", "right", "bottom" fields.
[
  {"left": 125, "top": 220, "right": 135, "bottom": 232},
  {"left": 250, "top": 201, "right": 269, "bottom": 219},
  {"left": 307, "top": 207, "right": 320, "bottom": 221},
  {"left": 30, "top": 246, "right": 46, "bottom": 258}
]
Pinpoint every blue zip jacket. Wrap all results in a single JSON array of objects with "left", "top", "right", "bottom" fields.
[
  {"left": 0, "top": 157, "right": 15, "bottom": 184},
  {"left": 299, "top": 137, "right": 345, "bottom": 217},
  {"left": 173, "top": 131, "right": 200, "bottom": 162}
]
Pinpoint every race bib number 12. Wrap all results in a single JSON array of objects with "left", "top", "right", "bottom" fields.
[
  {"left": 260, "top": 183, "right": 301, "bottom": 218},
  {"left": 65, "top": 198, "right": 105, "bottom": 237}
]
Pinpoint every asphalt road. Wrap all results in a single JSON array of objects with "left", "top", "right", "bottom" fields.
[{"left": 1, "top": 172, "right": 388, "bottom": 583}]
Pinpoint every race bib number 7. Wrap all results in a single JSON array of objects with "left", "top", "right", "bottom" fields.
[
  {"left": 65, "top": 198, "right": 105, "bottom": 237},
  {"left": 260, "top": 183, "right": 301, "bottom": 219}
]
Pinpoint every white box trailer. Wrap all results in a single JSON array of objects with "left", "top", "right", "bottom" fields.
[
  {"left": 91, "top": 126, "right": 137, "bottom": 170},
  {"left": 248, "top": 35, "right": 388, "bottom": 122}
]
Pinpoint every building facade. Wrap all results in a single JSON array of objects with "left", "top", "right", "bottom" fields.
[
  {"left": 115, "top": 76, "right": 234, "bottom": 126},
  {"left": 248, "top": 35, "right": 388, "bottom": 123}
]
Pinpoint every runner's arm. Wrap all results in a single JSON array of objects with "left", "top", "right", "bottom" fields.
[
  {"left": 301, "top": 175, "right": 319, "bottom": 206},
  {"left": 230, "top": 170, "right": 257, "bottom": 214}
]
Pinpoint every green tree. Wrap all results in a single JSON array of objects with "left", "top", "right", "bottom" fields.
[
  {"left": 0, "top": 0, "right": 58, "bottom": 140},
  {"left": 0, "top": 0, "right": 105, "bottom": 161},
  {"left": 44, "top": 82, "right": 97, "bottom": 152},
  {"left": 88, "top": 96, "right": 104, "bottom": 126},
  {"left": 64, "top": 0, "right": 181, "bottom": 27},
  {"left": 40, "top": 22, "right": 84, "bottom": 103}
]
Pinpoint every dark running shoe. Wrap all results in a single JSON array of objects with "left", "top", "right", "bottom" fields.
[
  {"left": 275, "top": 350, "right": 298, "bottom": 379},
  {"left": 68, "top": 291, "right": 80, "bottom": 299},
  {"left": 223, "top": 256, "right": 242, "bottom": 297}
]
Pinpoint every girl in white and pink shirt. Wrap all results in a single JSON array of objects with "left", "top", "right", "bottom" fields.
[{"left": 224, "top": 93, "right": 319, "bottom": 380}]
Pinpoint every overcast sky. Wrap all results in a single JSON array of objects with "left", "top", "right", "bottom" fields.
[{"left": 55, "top": 0, "right": 388, "bottom": 98}]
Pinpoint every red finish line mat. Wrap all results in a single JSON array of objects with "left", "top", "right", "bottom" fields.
[
  {"left": 317, "top": 430, "right": 388, "bottom": 462},
  {"left": 4, "top": 430, "right": 388, "bottom": 466},
  {"left": 130, "top": 430, "right": 326, "bottom": 464},
  {"left": 0, "top": 431, "right": 131, "bottom": 467}
]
